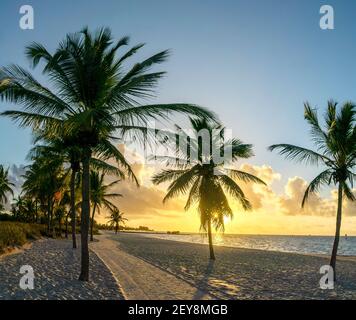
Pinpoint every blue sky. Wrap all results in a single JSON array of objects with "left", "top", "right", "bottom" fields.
[{"left": 1, "top": 0, "right": 356, "bottom": 192}]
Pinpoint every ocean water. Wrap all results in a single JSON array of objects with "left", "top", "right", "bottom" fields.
[{"left": 139, "top": 233, "right": 356, "bottom": 256}]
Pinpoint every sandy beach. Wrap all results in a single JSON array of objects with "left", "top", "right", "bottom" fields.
[
  {"left": 101, "top": 231, "right": 356, "bottom": 300},
  {"left": 0, "top": 238, "right": 123, "bottom": 300},
  {"left": 1, "top": 232, "right": 356, "bottom": 300}
]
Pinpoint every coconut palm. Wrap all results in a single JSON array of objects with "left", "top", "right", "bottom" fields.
[
  {"left": 28, "top": 134, "right": 125, "bottom": 248},
  {"left": 0, "top": 165, "right": 15, "bottom": 209},
  {"left": 107, "top": 208, "right": 127, "bottom": 234},
  {"left": 11, "top": 195, "right": 25, "bottom": 220},
  {"left": 269, "top": 101, "right": 356, "bottom": 281},
  {"left": 0, "top": 27, "right": 215, "bottom": 281},
  {"left": 28, "top": 136, "right": 82, "bottom": 247},
  {"left": 21, "top": 153, "right": 66, "bottom": 234},
  {"left": 152, "top": 118, "right": 266, "bottom": 260},
  {"left": 89, "top": 170, "right": 122, "bottom": 241}
]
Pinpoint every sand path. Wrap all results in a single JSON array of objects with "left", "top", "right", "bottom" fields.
[{"left": 90, "top": 232, "right": 213, "bottom": 300}]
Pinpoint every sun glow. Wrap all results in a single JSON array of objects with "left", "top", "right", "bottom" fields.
[{"left": 223, "top": 215, "right": 231, "bottom": 225}]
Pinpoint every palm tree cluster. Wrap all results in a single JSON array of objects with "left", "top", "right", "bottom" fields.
[
  {"left": 0, "top": 27, "right": 215, "bottom": 281},
  {"left": 0, "top": 27, "right": 354, "bottom": 284}
]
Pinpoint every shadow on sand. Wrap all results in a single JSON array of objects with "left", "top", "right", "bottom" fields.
[{"left": 193, "top": 260, "right": 215, "bottom": 299}]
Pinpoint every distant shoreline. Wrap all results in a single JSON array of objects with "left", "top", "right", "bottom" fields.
[
  {"left": 117, "top": 230, "right": 356, "bottom": 258},
  {"left": 110, "top": 230, "right": 356, "bottom": 238}
]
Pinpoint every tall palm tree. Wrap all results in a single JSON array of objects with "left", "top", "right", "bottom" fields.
[
  {"left": 0, "top": 27, "right": 215, "bottom": 281},
  {"left": 107, "top": 208, "right": 128, "bottom": 234},
  {"left": 269, "top": 101, "right": 356, "bottom": 281},
  {"left": 89, "top": 170, "right": 122, "bottom": 241},
  {"left": 0, "top": 165, "right": 15, "bottom": 209},
  {"left": 152, "top": 118, "right": 266, "bottom": 260}
]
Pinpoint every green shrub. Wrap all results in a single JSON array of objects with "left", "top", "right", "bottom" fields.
[{"left": 0, "top": 222, "right": 45, "bottom": 253}]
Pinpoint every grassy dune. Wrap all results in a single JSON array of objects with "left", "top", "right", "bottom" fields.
[{"left": 0, "top": 222, "right": 46, "bottom": 253}]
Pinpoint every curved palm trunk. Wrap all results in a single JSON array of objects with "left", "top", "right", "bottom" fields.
[
  {"left": 330, "top": 183, "right": 343, "bottom": 281},
  {"left": 79, "top": 151, "right": 91, "bottom": 282},
  {"left": 70, "top": 169, "right": 77, "bottom": 249},
  {"left": 90, "top": 203, "right": 97, "bottom": 242},
  {"left": 207, "top": 219, "right": 215, "bottom": 260}
]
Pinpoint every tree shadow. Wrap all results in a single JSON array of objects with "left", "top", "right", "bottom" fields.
[{"left": 192, "top": 259, "right": 215, "bottom": 299}]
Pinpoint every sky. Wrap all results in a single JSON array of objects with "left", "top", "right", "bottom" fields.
[{"left": 0, "top": 0, "right": 355, "bottom": 235}]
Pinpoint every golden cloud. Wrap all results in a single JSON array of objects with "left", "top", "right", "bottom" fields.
[{"left": 99, "top": 144, "right": 355, "bottom": 232}]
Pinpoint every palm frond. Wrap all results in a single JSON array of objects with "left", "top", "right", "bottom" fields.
[
  {"left": 226, "top": 169, "right": 266, "bottom": 185},
  {"left": 218, "top": 175, "right": 252, "bottom": 210},
  {"left": 163, "top": 169, "right": 198, "bottom": 203},
  {"left": 268, "top": 144, "right": 331, "bottom": 166},
  {"left": 343, "top": 182, "right": 356, "bottom": 202},
  {"left": 302, "top": 169, "right": 332, "bottom": 208},
  {"left": 152, "top": 169, "right": 191, "bottom": 185}
]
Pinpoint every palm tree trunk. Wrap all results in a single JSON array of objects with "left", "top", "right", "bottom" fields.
[
  {"left": 65, "top": 213, "right": 69, "bottom": 239},
  {"left": 330, "top": 183, "right": 343, "bottom": 281},
  {"left": 47, "top": 198, "right": 51, "bottom": 235},
  {"left": 35, "top": 199, "right": 38, "bottom": 224},
  {"left": 58, "top": 215, "right": 62, "bottom": 238},
  {"left": 70, "top": 169, "right": 77, "bottom": 249},
  {"left": 50, "top": 203, "right": 54, "bottom": 237},
  {"left": 90, "top": 203, "right": 97, "bottom": 242},
  {"left": 79, "top": 150, "right": 91, "bottom": 282},
  {"left": 207, "top": 219, "right": 215, "bottom": 260},
  {"left": 115, "top": 223, "right": 118, "bottom": 234}
]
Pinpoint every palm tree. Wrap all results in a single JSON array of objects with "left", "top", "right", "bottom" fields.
[
  {"left": 0, "top": 27, "right": 215, "bottom": 281},
  {"left": 152, "top": 118, "right": 266, "bottom": 260},
  {"left": 89, "top": 170, "right": 122, "bottom": 241},
  {"left": 11, "top": 195, "right": 25, "bottom": 220},
  {"left": 28, "top": 134, "right": 125, "bottom": 248},
  {"left": 107, "top": 208, "right": 127, "bottom": 234},
  {"left": 22, "top": 197, "right": 37, "bottom": 223},
  {"left": 0, "top": 165, "right": 15, "bottom": 209},
  {"left": 269, "top": 101, "right": 356, "bottom": 281},
  {"left": 21, "top": 153, "right": 66, "bottom": 234}
]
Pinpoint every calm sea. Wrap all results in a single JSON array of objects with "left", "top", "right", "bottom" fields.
[{"left": 139, "top": 233, "right": 356, "bottom": 256}]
